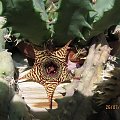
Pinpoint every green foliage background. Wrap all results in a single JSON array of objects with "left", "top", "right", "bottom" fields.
[{"left": 0, "top": 0, "right": 120, "bottom": 47}]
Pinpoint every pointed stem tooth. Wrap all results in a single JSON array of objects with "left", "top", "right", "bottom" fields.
[
  {"left": 82, "top": 21, "right": 92, "bottom": 30},
  {"left": 78, "top": 32, "right": 85, "bottom": 40}
]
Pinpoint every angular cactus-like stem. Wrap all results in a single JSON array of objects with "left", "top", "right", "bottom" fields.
[{"left": 65, "top": 34, "right": 111, "bottom": 97}]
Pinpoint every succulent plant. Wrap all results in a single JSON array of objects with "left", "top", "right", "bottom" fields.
[
  {"left": 0, "top": 0, "right": 120, "bottom": 47},
  {"left": 0, "top": 77, "right": 13, "bottom": 120},
  {"left": 88, "top": 0, "right": 120, "bottom": 39},
  {"left": 0, "top": 77, "right": 32, "bottom": 120},
  {"left": 49, "top": 91, "right": 94, "bottom": 120},
  {"left": 0, "top": 17, "right": 6, "bottom": 51},
  {"left": 0, "top": 50, "right": 32, "bottom": 119},
  {"left": 0, "top": 50, "right": 14, "bottom": 79},
  {"left": 93, "top": 67, "right": 120, "bottom": 106},
  {"left": 9, "top": 94, "right": 32, "bottom": 120},
  {"left": 0, "top": 0, "right": 51, "bottom": 46}
]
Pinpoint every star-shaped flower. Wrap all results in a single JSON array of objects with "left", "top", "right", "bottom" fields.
[{"left": 19, "top": 40, "right": 72, "bottom": 108}]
